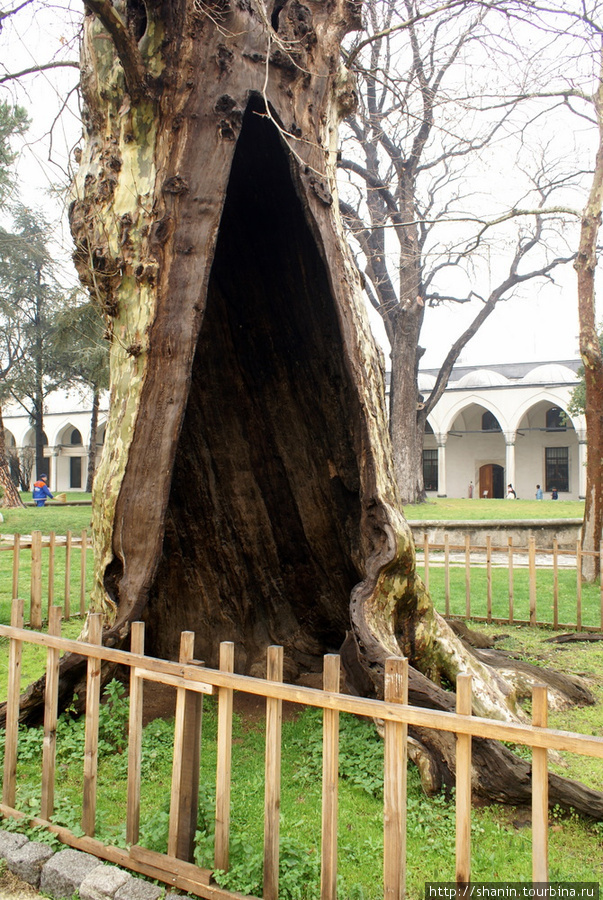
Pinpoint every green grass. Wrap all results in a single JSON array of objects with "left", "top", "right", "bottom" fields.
[
  {"left": 422, "top": 564, "right": 601, "bottom": 629},
  {"left": 1, "top": 494, "right": 93, "bottom": 536},
  {"left": 404, "top": 498, "right": 585, "bottom": 521},
  {"left": 0, "top": 498, "right": 94, "bottom": 628},
  {"left": 0, "top": 618, "right": 84, "bottom": 697},
  {"left": 1, "top": 627, "right": 603, "bottom": 897}
]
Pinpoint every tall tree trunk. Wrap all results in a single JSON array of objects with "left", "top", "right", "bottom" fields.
[
  {"left": 8, "top": 0, "right": 598, "bottom": 817},
  {"left": 0, "top": 404, "right": 24, "bottom": 508},
  {"left": 86, "top": 388, "right": 100, "bottom": 493},
  {"left": 34, "top": 273, "right": 46, "bottom": 481},
  {"left": 388, "top": 304, "right": 426, "bottom": 504},
  {"left": 575, "top": 54, "right": 603, "bottom": 583}
]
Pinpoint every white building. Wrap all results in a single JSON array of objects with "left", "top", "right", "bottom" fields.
[
  {"left": 420, "top": 360, "right": 585, "bottom": 500},
  {"left": 2, "top": 360, "right": 585, "bottom": 499},
  {"left": 3, "top": 390, "right": 109, "bottom": 492}
]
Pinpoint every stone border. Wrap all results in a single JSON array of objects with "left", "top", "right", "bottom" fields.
[{"left": 0, "top": 831, "right": 191, "bottom": 900}]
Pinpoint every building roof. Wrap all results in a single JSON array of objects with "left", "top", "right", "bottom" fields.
[{"left": 418, "top": 359, "right": 581, "bottom": 387}]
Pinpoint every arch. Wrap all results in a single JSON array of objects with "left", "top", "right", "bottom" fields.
[
  {"left": 440, "top": 396, "right": 510, "bottom": 437},
  {"left": 508, "top": 389, "right": 583, "bottom": 435},
  {"left": 56, "top": 421, "right": 87, "bottom": 447},
  {"left": 3, "top": 429, "right": 16, "bottom": 449},
  {"left": 23, "top": 428, "right": 48, "bottom": 447}
]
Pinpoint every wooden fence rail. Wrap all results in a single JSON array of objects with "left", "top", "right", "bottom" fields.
[
  {"left": 3, "top": 530, "right": 599, "bottom": 633},
  {"left": 2, "top": 603, "right": 603, "bottom": 898},
  {"left": 1, "top": 530, "right": 91, "bottom": 627},
  {"left": 417, "top": 533, "right": 603, "bottom": 631}
]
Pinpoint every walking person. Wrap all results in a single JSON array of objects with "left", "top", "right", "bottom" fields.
[{"left": 32, "top": 474, "right": 53, "bottom": 507}]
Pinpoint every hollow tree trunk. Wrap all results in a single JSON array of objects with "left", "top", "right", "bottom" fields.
[{"left": 9, "top": 0, "right": 603, "bottom": 818}]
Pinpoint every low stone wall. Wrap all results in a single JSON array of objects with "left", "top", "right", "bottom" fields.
[
  {"left": 408, "top": 518, "right": 583, "bottom": 551},
  {"left": 0, "top": 831, "right": 186, "bottom": 900}
]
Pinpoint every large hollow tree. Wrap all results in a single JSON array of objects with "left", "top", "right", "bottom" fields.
[{"left": 10, "top": 0, "right": 603, "bottom": 817}]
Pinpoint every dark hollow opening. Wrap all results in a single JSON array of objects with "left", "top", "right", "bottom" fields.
[{"left": 146, "top": 98, "right": 364, "bottom": 675}]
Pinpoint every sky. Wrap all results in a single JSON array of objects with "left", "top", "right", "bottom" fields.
[{"left": 0, "top": 1, "right": 596, "bottom": 372}]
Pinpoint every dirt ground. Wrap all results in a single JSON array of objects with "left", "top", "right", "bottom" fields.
[{"left": 0, "top": 864, "right": 42, "bottom": 899}]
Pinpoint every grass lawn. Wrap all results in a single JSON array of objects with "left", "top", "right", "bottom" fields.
[
  {"left": 0, "top": 625, "right": 602, "bottom": 898},
  {"left": 422, "top": 565, "right": 602, "bottom": 629},
  {"left": 1, "top": 494, "right": 93, "bottom": 536},
  {"left": 404, "top": 498, "right": 585, "bottom": 520},
  {"left": 0, "top": 502, "right": 601, "bottom": 896}
]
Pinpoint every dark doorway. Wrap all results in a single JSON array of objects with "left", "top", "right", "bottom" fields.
[{"left": 479, "top": 463, "right": 505, "bottom": 499}]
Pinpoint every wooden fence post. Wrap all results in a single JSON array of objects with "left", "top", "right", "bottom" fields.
[
  {"left": 455, "top": 674, "right": 472, "bottom": 886},
  {"left": 80, "top": 529, "right": 88, "bottom": 617},
  {"left": 444, "top": 534, "right": 450, "bottom": 617},
  {"left": 423, "top": 533, "right": 429, "bottom": 592},
  {"left": 529, "top": 535, "right": 537, "bottom": 626},
  {"left": 30, "top": 531, "right": 42, "bottom": 629},
  {"left": 383, "top": 656, "right": 408, "bottom": 900},
  {"left": 321, "top": 654, "right": 340, "bottom": 900},
  {"left": 600, "top": 541, "right": 603, "bottom": 633},
  {"left": 82, "top": 613, "right": 103, "bottom": 836},
  {"left": 576, "top": 540, "right": 582, "bottom": 631},
  {"left": 507, "top": 536, "right": 514, "bottom": 624},
  {"left": 264, "top": 645, "right": 283, "bottom": 900},
  {"left": 532, "top": 685, "right": 549, "bottom": 883},
  {"left": 464, "top": 534, "right": 471, "bottom": 619},
  {"left": 2, "top": 598, "right": 24, "bottom": 809},
  {"left": 215, "top": 641, "right": 235, "bottom": 873},
  {"left": 41, "top": 606, "right": 62, "bottom": 821},
  {"left": 486, "top": 535, "right": 492, "bottom": 623},
  {"left": 168, "top": 631, "right": 203, "bottom": 861},
  {"left": 553, "top": 538, "right": 559, "bottom": 630},
  {"left": 126, "top": 622, "right": 145, "bottom": 846},
  {"left": 64, "top": 531, "right": 72, "bottom": 620},
  {"left": 11, "top": 534, "right": 20, "bottom": 601},
  {"left": 47, "top": 532, "right": 56, "bottom": 619}
]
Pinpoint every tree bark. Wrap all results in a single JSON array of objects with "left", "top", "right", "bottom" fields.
[
  {"left": 388, "top": 304, "right": 428, "bottom": 504},
  {"left": 9, "top": 0, "right": 599, "bottom": 817},
  {"left": 86, "top": 388, "right": 100, "bottom": 493},
  {"left": 575, "top": 51, "right": 603, "bottom": 583},
  {"left": 0, "top": 404, "right": 24, "bottom": 508}
]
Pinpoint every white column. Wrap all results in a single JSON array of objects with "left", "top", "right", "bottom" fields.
[
  {"left": 505, "top": 433, "right": 516, "bottom": 493},
  {"left": 578, "top": 439, "right": 587, "bottom": 499},
  {"left": 437, "top": 434, "right": 447, "bottom": 497}
]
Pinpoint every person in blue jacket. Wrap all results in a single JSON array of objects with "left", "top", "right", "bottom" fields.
[{"left": 32, "top": 474, "right": 53, "bottom": 507}]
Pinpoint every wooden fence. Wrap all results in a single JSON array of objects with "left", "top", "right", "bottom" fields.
[
  {"left": 1, "top": 531, "right": 91, "bottom": 627},
  {"left": 2, "top": 600, "right": 603, "bottom": 898},
  {"left": 4, "top": 529, "right": 600, "bottom": 633},
  {"left": 417, "top": 533, "right": 603, "bottom": 631}
]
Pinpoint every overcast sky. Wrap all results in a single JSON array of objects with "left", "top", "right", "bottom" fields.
[{"left": 0, "top": 1, "right": 596, "bottom": 371}]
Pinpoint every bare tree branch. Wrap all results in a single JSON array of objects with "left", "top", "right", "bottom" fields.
[
  {"left": 83, "top": 0, "right": 148, "bottom": 101},
  {"left": 0, "top": 60, "right": 80, "bottom": 85}
]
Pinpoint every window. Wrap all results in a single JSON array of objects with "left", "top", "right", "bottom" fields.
[
  {"left": 546, "top": 407, "right": 566, "bottom": 431},
  {"left": 70, "top": 428, "right": 83, "bottom": 445},
  {"left": 481, "top": 411, "right": 501, "bottom": 432},
  {"left": 545, "top": 447, "right": 569, "bottom": 493},
  {"left": 423, "top": 449, "right": 438, "bottom": 492},
  {"left": 70, "top": 456, "right": 82, "bottom": 489}
]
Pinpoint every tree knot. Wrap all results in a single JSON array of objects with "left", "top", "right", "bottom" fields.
[{"left": 162, "top": 175, "right": 190, "bottom": 195}]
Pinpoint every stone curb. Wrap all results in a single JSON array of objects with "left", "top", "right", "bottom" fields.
[{"left": 0, "top": 831, "right": 192, "bottom": 900}]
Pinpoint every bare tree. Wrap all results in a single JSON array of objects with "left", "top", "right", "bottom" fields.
[{"left": 339, "top": 0, "right": 577, "bottom": 503}]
